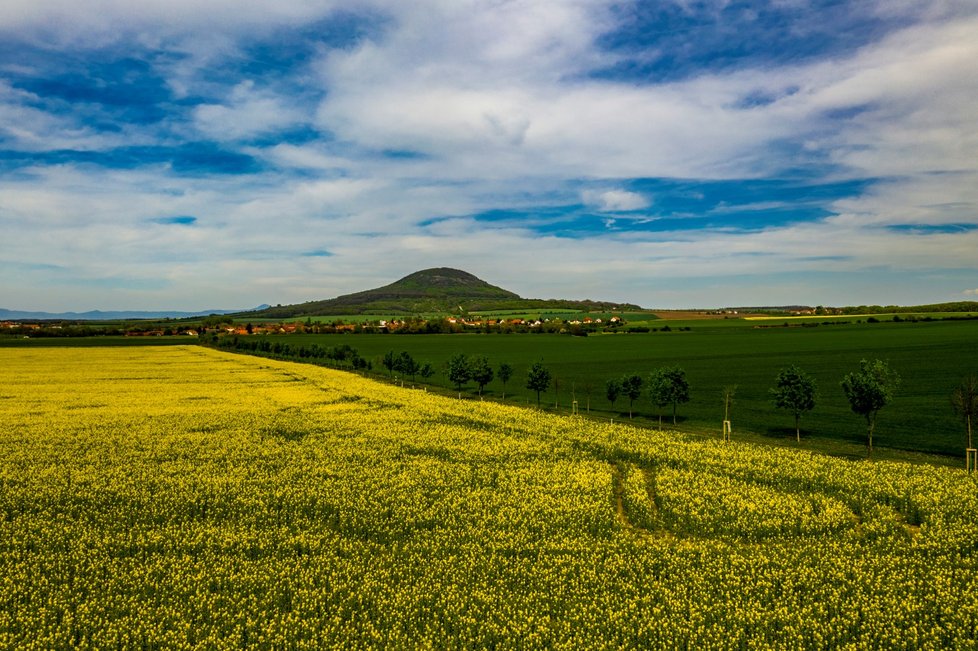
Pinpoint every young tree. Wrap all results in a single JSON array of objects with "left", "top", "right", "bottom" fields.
[
  {"left": 770, "top": 365, "right": 817, "bottom": 442},
  {"left": 648, "top": 366, "right": 690, "bottom": 425},
  {"left": 526, "top": 362, "right": 552, "bottom": 407},
  {"left": 581, "top": 380, "right": 594, "bottom": 413},
  {"left": 951, "top": 375, "right": 978, "bottom": 450},
  {"left": 470, "top": 356, "right": 494, "bottom": 396},
  {"left": 351, "top": 353, "right": 368, "bottom": 371},
  {"left": 841, "top": 359, "right": 900, "bottom": 458},
  {"left": 382, "top": 350, "right": 397, "bottom": 378},
  {"left": 395, "top": 351, "right": 420, "bottom": 381},
  {"left": 721, "top": 385, "right": 737, "bottom": 438},
  {"left": 722, "top": 385, "right": 737, "bottom": 422},
  {"left": 447, "top": 354, "right": 472, "bottom": 398},
  {"left": 497, "top": 362, "right": 513, "bottom": 399},
  {"left": 605, "top": 378, "right": 622, "bottom": 412},
  {"left": 647, "top": 369, "right": 670, "bottom": 425},
  {"left": 621, "top": 374, "right": 643, "bottom": 419},
  {"left": 419, "top": 362, "right": 435, "bottom": 382}
]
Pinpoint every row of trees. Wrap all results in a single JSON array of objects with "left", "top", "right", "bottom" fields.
[
  {"left": 208, "top": 337, "right": 978, "bottom": 460},
  {"left": 211, "top": 336, "right": 371, "bottom": 370},
  {"left": 605, "top": 368, "right": 692, "bottom": 423},
  {"left": 374, "top": 351, "right": 978, "bottom": 459},
  {"left": 564, "top": 360, "right": 910, "bottom": 459}
]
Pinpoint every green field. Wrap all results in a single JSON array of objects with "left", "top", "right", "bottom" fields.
[{"left": 261, "top": 319, "right": 978, "bottom": 458}]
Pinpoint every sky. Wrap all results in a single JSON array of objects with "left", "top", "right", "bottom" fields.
[{"left": 2, "top": 0, "right": 977, "bottom": 311}]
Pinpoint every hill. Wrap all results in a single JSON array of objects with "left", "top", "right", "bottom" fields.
[{"left": 248, "top": 268, "right": 641, "bottom": 318}]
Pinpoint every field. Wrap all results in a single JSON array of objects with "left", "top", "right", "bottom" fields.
[
  {"left": 2, "top": 346, "right": 978, "bottom": 648},
  {"left": 255, "top": 318, "right": 978, "bottom": 458}
]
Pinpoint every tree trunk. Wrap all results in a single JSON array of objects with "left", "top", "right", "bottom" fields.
[
  {"left": 795, "top": 413, "right": 800, "bottom": 443},
  {"left": 968, "top": 413, "right": 973, "bottom": 450},
  {"left": 867, "top": 415, "right": 875, "bottom": 459},
  {"left": 672, "top": 403, "right": 677, "bottom": 425}
]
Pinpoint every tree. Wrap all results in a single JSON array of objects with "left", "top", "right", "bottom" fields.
[
  {"left": 722, "top": 385, "right": 737, "bottom": 422},
  {"left": 841, "top": 359, "right": 900, "bottom": 458},
  {"left": 497, "top": 363, "right": 513, "bottom": 399},
  {"left": 447, "top": 354, "right": 472, "bottom": 398},
  {"left": 382, "top": 350, "right": 397, "bottom": 378},
  {"left": 648, "top": 366, "right": 690, "bottom": 425},
  {"left": 419, "top": 362, "right": 435, "bottom": 381},
  {"left": 722, "top": 385, "right": 737, "bottom": 437},
  {"left": 581, "top": 380, "right": 594, "bottom": 413},
  {"left": 647, "top": 370, "right": 670, "bottom": 425},
  {"left": 951, "top": 375, "right": 978, "bottom": 450},
  {"left": 621, "top": 374, "right": 643, "bottom": 419},
  {"left": 470, "top": 356, "right": 494, "bottom": 396},
  {"left": 395, "top": 351, "right": 420, "bottom": 381},
  {"left": 605, "top": 378, "right": 622, "bottom": 412},
  {"left": 770, "top": 366, "right": 817, "bottom": 443},
  {"left": 526, "top": 362, "right": 552, "bottom": 407}
]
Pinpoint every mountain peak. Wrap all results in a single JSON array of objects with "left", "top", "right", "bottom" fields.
[
  {"left": 384, "top": 268, "right": 519, "bottom": 296},
  {"left": 246, "top": 268, "right": 638, "bottom": 318}
]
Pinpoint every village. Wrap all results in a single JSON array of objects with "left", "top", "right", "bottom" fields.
[{"left": 2, "top": 315, "right": 626, "bottom": 338}]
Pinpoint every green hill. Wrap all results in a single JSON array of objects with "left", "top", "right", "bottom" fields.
[{"left": 248, "top": 268, "right": 641, "bottom": 318}]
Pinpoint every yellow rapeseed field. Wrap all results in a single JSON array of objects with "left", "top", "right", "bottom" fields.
[{"left": 1, "top": 346, "right": 977, "bottom": 648}]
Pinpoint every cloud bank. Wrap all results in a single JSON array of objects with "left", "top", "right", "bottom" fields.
[{"left": 1, "top": 0, "right": 976, "bottom": 310}]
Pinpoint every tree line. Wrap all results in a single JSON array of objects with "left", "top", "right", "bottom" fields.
[{"left": 204, "top": 336, "right": 978, "bottom": 460}]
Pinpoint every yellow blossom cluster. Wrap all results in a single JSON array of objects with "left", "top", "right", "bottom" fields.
[{"left": 1, "top": 346, "right": 977, "bottom": 648}]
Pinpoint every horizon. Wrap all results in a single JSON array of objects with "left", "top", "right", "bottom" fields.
[
  {"left": 2, "top": 1, "right": 977, "bottom": 312},
  {"left": 4, "top": 262, "right": 977, "bottom": 318}
]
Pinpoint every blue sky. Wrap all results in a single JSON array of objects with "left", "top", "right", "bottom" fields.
[{"left": 1, "top": 0, "right": 977, "bottom": 311}]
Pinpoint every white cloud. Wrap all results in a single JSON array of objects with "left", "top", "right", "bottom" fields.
[
  {"left": 582, "top": 189, "right": 650, "bottom": 212},
  {"left": 0, "top": 0, "right": 348, "bottom": 45},
  {"left": 193, "top": 81, "right": 307, "bottom": 141}
]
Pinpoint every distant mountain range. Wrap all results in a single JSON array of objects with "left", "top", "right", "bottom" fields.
[
  {"left": 0, "top": 306, "right": 270, "bottom": 321},
  {"left": 246, "top": 268, "right": 642, "bottom": 318}
]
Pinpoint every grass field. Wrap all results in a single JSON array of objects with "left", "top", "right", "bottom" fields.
[
  {"left": 271, "top": 318, "right": 978, "bottom": 458},
  {"left": 2, "top": 346, "right": 977, "bottom": 648}
]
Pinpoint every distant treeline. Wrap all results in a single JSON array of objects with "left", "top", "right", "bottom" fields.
[
  {"left": 2, "top": 324, "right": 131, "bottom": 337},
  {"left": 287, "top": 317, "right": 625, "bottom": 336},
  {"left": 208, "top": 335, "right": 371, "bottom": 371},
  {"left": 820, "top": 301, "right": 978, "bottom": 315}
]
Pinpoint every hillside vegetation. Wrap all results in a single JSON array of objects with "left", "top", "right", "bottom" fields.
[{"left": 248, "top": 268, "right": 641, "bottom": 318}]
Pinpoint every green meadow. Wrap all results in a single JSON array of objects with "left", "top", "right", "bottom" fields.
[{"left": 280, "top": 318, "right": 978, "bottom": 459}]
